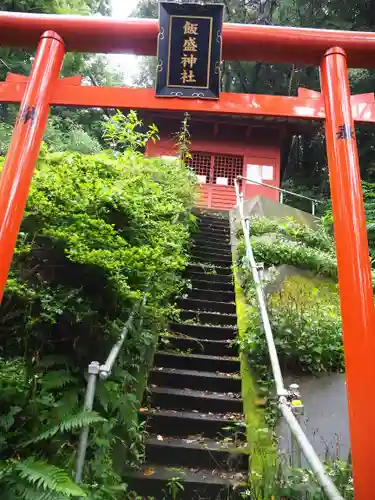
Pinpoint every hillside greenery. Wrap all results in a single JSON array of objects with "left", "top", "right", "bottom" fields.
[
  {"left": 237, "top": 216, "right": 343, "bottom": 375},
  {"left": 0, "top": 111, "right": 197, "bottom": 499}
]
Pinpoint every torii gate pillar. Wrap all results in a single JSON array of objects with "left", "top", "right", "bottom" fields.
[{"left": 321, "top": 47, "right": 375, "bottom": 499}]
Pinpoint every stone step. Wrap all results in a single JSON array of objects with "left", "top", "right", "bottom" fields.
[
  {"left": 187, "top": 264, "right": 233, "bottom": 276},
  {"left": 198, "top": 222, "right": 230, "bottom": 235},
  {"left": 198, "top": 217, "right": 230, "bottom": 228},
  {"left": 196, "top": 231, "right": 231, "bottom": 244},
  {"left": 193, "top": 251, "right": 232, "bottom": 264},
  {"left": 149, "top": 368, "right": 241, "bottom": 393},
  {"left": 126, "top": 463, "right": 245, "bottom": 499},
  {"left": 141, "top": 408, "right": 246, "bottom": 438},
  {"left": 189, "top": 288, "right": 235, "bottom": 303},
  {"left": 192, "top": 243, "right": 232, "bottom": 256},
  {"left": 169, "top": 322, "right": 236, "bottom": 340},
  {"left": 149, "top": 386, "right": 243, "bottom": 414},
  {"left": 163, "top": 336, "right": 235, "bottom": 357},
  {"left": 195, "top": 226, "right": 230, "bottom": 238},
  {"left": 198, "top": 215, "right": 229, "bottom": 227},
  {"left": 179, "top": 297, "right": 236, "bottom": 314},
  {"left": 191, "top": 279, "right": 234, "bottom": 292},
  {"left": 154, "top": 351, "right": 240, "bottom": 373},
  {"left": 145, "top": 435, "right": 248, "bottom": 471},
  {"left": 193, "top": 234, "right": 231, "bottom": 248},
  {"left": 192, "top": 256, "right": 233, "bottom": 268},
  {"left": 180, "top": 309, "right": 237, "bottom": 326},
  {"left": 189, "top": 271, "right": 233, "bottom": 284}
]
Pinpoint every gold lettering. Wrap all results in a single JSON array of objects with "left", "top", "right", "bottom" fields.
[
  {"left": 181, "top": 69, "right": 197, "bottom": 84},
  {"left": 184, "top": 21, "right": 199, "bottom": 35},
  {"left": 181, "top": 53, "right": 198, "bottom": 69},
  {"left": 183, "top": 37, "right": 198, "bottom": 52}
]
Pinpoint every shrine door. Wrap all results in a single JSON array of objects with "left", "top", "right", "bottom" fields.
[{"left": 187, "top": 152, "right": 244, "bottom": 210}]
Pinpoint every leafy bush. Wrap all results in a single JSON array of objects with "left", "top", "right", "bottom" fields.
[
  {"left": 0, "top": 116, "right": 102, "bottom": 156},
  {"left": 241, "top": 274, "right": 343, "bottom": 373},
  {"left": 237, "top": 216, "right": 337, "bottom": 279},
  {"left": 0, "top": 112, "right": 197, "bottom": 498},
  {"left": 363, "top": 181, "right": 375, "bottom": 262},
  {"left": 322, "top": 180, "right": 375, "bottom": 262},
  {"left": 44, "top": 119, "right": 102, "bottom": 155},
  {"left": 238, "top": 217, "right": 343, "bottom": 373},
  {"left": 248, "top": 217, "right": 334, "bottom": 254},
  {"left": 243, "top": 457, "right": 353, "bottom": 499}
]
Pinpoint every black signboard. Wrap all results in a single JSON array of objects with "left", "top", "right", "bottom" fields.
[{"left": 156, "top": 2, "right": 224, "bottom": 99}]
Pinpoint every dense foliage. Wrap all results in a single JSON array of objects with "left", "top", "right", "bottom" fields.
[
  {"left": 321, "top": 180, "right": 375, "bottom": 260},
  {"left": 242, "top": 459, "right": 353, "bottom": 499},
  {"left": 238, "top": 217, "right": 343, "bottom": 374},
  {"left": 0, "top": 112, "right": 197, "bottom": 499}
]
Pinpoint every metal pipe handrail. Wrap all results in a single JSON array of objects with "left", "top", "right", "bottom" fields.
[
  {"left": 237, "top": 175, "right": 322, "bottom": 203},
  {"left": 237, "top": 175, "right": 323, "bottom": 215},
  {"left": 235, "top": 182, "right": 286, "bottom": 397},
  {"left": 234, "top": 179, "right": 344, "bottom": 500},
  {"left": 99, "top": 309, "right": 137, "bottom": 381},
  {"left": 75, "top": 293, "right": 147, "bottom": 483}
]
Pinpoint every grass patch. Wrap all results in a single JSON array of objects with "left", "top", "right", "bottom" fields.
[{"left": 234, "top": 271, "right": 276, "bottom": 477}]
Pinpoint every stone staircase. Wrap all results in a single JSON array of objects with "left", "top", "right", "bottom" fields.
[{"left": 128, "top": 213, "right": 248, "bottom": 499}]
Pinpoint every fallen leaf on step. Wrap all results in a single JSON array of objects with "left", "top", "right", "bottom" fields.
[
  {"left": 157, "top": 435, "right": 164, "bottom": 441},
  {"left": 143, "top": 468, "right": 155, "bottom": 476}
]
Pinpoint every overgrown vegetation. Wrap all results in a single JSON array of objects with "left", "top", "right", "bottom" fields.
[
  {"left": 237, "top": 216, "right": 342, "bottom": 375},
  {"left": 320, "top": 180, "right": 375, "bottom": 260},
  {"left": 241, "top": 458, "right": 353, "bottom": 499},
  {"left": 0, "top": 111, "right": 197, "bottom": 498}
]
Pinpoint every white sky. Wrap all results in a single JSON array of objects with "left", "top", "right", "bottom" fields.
[{"left": 108, "top": 0, "right": 142, "bottom": 84}]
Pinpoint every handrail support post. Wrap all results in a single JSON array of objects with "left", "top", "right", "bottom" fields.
[{"left": 75, "top": 361, "right": 100, "bottom": 483}]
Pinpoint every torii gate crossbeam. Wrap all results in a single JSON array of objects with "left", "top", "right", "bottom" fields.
[
  {"left": 1, "top": 74, "right": 375, "bottom": 124},
  {"left": 0, "top": 13, "right": 373, "bottom": 500},
  {"left": 1, "top": 12, "right": 375, "bottom": 67}
]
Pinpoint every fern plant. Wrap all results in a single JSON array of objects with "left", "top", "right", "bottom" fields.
[{"left": 0, "top": 458, "right": 86, "bottom": 499}]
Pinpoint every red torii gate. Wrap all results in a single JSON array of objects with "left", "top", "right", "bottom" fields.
[{"left": 0, "top": 13, "right": 374, "bottom": 499}]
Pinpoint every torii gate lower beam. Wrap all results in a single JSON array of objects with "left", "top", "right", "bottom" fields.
[{"left": 1, "top": 73, "right": 375, "bottom": 123}]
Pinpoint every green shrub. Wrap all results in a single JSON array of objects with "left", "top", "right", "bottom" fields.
[
  {"left": 0, "top": 116, "right": 102, "bottom": 156},
  {"left": 248, "top": 216, "right": 334, "bottom": 254},
  {"left": 0, "top": 112, "right": 197, "bottom": 498},
  {"left": 242, "top": 458, "right": 353, "bottom": 499},
  {"left": 238, "top": 217, "right": 343, "bottom": 374},
  {"left": 242, "top": 274, "right": 343, "bottom": 373}
]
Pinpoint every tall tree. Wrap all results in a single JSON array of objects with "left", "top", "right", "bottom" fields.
[{"left": 0, "top": 0, "right": 123, "bottom": 154}]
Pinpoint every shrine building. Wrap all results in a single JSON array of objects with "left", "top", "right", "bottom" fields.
[{"left": 145, "top": 112, "right": 311, "bottom": 211}]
